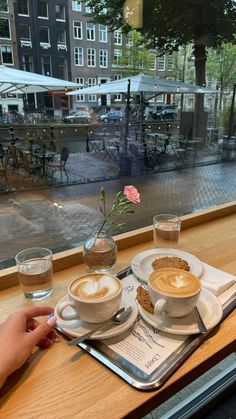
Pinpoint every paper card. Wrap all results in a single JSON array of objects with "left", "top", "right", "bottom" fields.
[{"left": 101, "top": 267, "right": 235, "bottom": 376}]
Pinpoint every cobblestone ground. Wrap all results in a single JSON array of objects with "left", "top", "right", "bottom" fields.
[{"left": 1, "top": 160, "right": 236, "bottom": 268}]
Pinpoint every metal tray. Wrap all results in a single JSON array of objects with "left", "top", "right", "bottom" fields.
[{"left": 56, "top": 267, "right": 236, "bottom": 390}]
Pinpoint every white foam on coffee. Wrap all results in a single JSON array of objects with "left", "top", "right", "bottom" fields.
[
  {"left": 75, "top": 274, "right": 119, "bottom": 300},
  {"left": 171, "top": 275, "right": 185, "bottom": 289}
]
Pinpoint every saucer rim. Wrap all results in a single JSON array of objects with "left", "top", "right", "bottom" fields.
[
  {"left": 138, "top": 288, "right": 223, "bottom": 335},
  {"left": 55, "top": 292, "right": 138, "bottom": 340},
  {"left": 131, "top": 248, "right": 204, "bottom": 282}
]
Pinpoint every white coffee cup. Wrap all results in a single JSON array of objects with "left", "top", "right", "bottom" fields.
[
  {"left": 148, "top": 268, "right": 201, "bottom": 318},
  {"left": 57, "top": 272, "right": 122, "bottom": 323}
]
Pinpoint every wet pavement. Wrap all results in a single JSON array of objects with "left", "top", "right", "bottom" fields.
[{"left": 1, "top": 157, "right": 236, "bottom": 268}]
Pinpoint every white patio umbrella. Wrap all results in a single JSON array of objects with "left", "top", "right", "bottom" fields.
[
  {"left": 0, "top": 65, "right": 80, "bottom": 94},
  {"left": 67, "top": 73, "right": 215, "bottom": 96}
]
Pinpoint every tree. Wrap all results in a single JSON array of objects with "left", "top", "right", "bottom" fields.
[
  {"left": 207, "top": 40, "right": 236, "bottom": 110},
  {"left": 113, "top": 29, "right": 156, "bottom": 76},
  {"left": 85, "top": 0, "right": 236, "bottom": 135}
]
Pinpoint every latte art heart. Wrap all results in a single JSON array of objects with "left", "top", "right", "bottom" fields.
[
  {"left": 149, "top": 268, "right": 201, "bottom": 297},
  {"left": 71, "top": 274, "right": 120, "bottom": 301}
]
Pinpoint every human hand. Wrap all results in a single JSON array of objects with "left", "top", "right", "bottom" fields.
[{"left": 0, "top": 306, "right": 59, "bottom": 388}]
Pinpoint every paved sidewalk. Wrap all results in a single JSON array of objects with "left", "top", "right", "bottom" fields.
[{"left": 1, "top": 160, "right": 236, "bottom": 268}]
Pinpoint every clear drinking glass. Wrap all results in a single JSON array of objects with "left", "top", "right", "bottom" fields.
[
  {"left": 15, "top": 247, "right": 53, "bottom": 300},
  {"left": 153, "top": 214, "right": 181, "bottom": 248}
]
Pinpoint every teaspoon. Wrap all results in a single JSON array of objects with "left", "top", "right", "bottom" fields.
[
  {"left": 194, "top": 306, "right": 207, "bottom": 334},
  {"left": 68, "top": 306, "right": 132, "bottom": 346}
]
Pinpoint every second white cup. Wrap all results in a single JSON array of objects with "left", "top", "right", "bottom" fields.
[{"left": 57, "top": 272, "right": 122, "bottom": 323}]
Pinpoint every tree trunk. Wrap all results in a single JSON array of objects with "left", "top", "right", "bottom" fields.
[{"left": 193, "top": 44, "right": 207, "bottom": 139}]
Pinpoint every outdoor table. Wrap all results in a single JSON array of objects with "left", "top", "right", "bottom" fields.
[{"left": 0, "top": 202, "right": 235, "bottom": 418}]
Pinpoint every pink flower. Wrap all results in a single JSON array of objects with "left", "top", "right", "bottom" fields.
[{"left": 124, "top": 185, "right": 140, "bottom": 204}]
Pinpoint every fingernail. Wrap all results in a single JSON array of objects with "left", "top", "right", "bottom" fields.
[{"left": 47, "top": 315, "right": 57, "bottom": 327}]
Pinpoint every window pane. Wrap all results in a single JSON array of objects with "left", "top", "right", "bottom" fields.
[
  {"left": 18, "top": 0, "right": 29, "bottom": 15},
  {"left": 22, "top": 54, "right": 33, "bottom": 72},
  {"left": 0, "top": 1, "right": 8, "bottom": 13},
  {"left": 39, "top": 27, "right": 49, "bottom": 43},
  {"left": 0, "top": 18, "right": 10, "bottom": 38},
  {"left": 1, "top": 45, "right": 13, "bottom": 64},
  {"left": 38, "top": 1, "right": 48, "bottom": 18},
  {"left": 55, "top": 4, "right": 65, "bottom": 20}
]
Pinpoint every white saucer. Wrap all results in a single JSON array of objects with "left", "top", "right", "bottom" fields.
[
  {"left": 131, "top": 248, "right": 204, "bottom": 282},
  {"left": 55, "top": 292, "right": 138, "bottom": 340},
  {"left": 138, "top": 288, "right": 223, "bottom": 335}
]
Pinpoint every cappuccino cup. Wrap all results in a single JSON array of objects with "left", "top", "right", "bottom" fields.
[
  {"left": 148, "top": 268, "right": 201, "bottom": 318},
  {"left": 57, "top": 272, "right": 122, "bottom": 323}
]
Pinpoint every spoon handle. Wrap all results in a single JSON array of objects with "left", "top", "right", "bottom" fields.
[
  {"left": 194, "top": 306, "right": 207, "bottom": 334},
  {"left": 68, "top": 319, "right": 112, "bottom": 346}
]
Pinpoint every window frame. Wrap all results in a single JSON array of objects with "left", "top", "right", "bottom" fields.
[
  {"left": 74, "top": 46, "right": 84, "bottom": 66},
  {"left": 114, "top": 30, "right": 122, "bottom": 45},
  {"left": 99, "top": 25, "right": 107, "bottom": 43},
  {"left": 0, "top": 0, "right": 9, "bottom": 13},
  {"left": 72, "top": 1, "right": 82, "bottom": 12},
  {"left": 73, "top": 21, "right": 83, "bottom": 40},
  {"left": 75, "top": 77, "right": 85, "bottom": 102},
  {"left": 0, "top": 44, "right": 13, "bottom": 65},
  {"left": 99, "top": 49, "right": 108, "bottom": 68},
  {"left": 86, "top": 22, "right": 95, "bottom": 41},
  {"left": 87, "top": 48, "right": 96, "bottom": 67},
  {"left": 0, "top": 17, "right": 11, "bottom": 39},
  {"left": 38, "top": 1, "right": 49, "bottom": 19},
  {"left": 55, "top": 4, "right": 65, "bottom": 21},
  {"left": 18, "top": 0, "right": 29, "bottom": 16}
]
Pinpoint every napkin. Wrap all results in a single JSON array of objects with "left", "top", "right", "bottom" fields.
[{"left": 201, "top": 263, "right": 236, "bottom": 296}]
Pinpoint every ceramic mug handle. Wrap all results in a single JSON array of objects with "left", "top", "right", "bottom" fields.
[
  {"left": 154, "top": 299, "right": 167, "bottom": 317},
  {"left": 57, "top": 300, "right": 79, "bottom": 321}
]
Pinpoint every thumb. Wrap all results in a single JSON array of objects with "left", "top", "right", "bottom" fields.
[{"left": 28, "top": 316, "right": 57, "bottom": 346}]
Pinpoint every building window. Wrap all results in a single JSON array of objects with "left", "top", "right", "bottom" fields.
[
  {"left": 1, "top": 45, "right": 13, "bottom": 64},
  {"left": 99, "top": 49, "right": 108, "bottom": 68},
  {"left": 57, "top": 29, "right": 66, "bottom": 46},
  {"left": 99, "top": 25, "right": 107, "bottom": 42},
  {"left": 114, "top": 30, "right": 122, "bottom": 45},
  {"left": 126, "top": 32, "right": 133, "bottom": 46},
  {"left": 0, "top": 18, "right": 10, "bottom": 39},
  {"left": 58, "top": 56, "right": 68, "bottom": 79},
  {"left": 39, "top": 26, "right": 50, "bottom": 44},
  {"left": 114, "top": 49, "right": 122, "bottom": 65},
  {"left": 74, "top": 47, "right": 83, "bottom": 66},
  {"left": 85, "top": 3, "right": 93, "bottom": 13},
  {"left": 87, "top": 48, "right": 96, "bottom": 66},
  {"left": 22, "top": 54, "right": 33, "bottom": 72},
  {"left": 0, "top": 1, "right": 9, "bottom": 13},
  {"left": 87, "top": 77, "right": 96, "bottom": 102},
  {"left": 41, "top": 55, "right": 51, "bottom": 75},
  {"left": 73, "top": 21, "right": 82, "bottom": 39},
  {"left": 158, "top": 56, "right": 165, "bottom": 71},
  {"left": 75, "top": 77, "right": 85, "bottom": 101},
  {"left": 38, "top": 1, "right": 48, "bottom": 19},
  {"left": 167, "top": 55, "right": 174, "bottom": 71},
  {"left": 149, "top": 54, "right": 156, "bottom": 70},
  {"left": 55, "top": 4, "right": 65, "bottom": 21},
  {"left": 86, "top": 23, "right": 95, "bottom": 41},
  {"left": 72, "top": 0, "right": 81, "bottom": 12},
  {"left": 18, "top": 23, "right": 31, "bottom": 42},
  {"left": 18, "top": 0, "right": 29, "bottom": 15},
  {"left": 114, "top": 74, "right": 122, "bottom": 101}
]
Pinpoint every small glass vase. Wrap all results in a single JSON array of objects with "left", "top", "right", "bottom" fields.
[{"left": 83, "top": 231, "right": 117, "bottom": 271}]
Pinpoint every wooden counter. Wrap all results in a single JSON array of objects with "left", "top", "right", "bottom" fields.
[{"left": 0, "top": 202, "right": 236, "bottom": 418}]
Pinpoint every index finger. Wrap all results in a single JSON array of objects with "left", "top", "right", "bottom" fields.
[{"left": 22, "top": 306, "right": 54, "bottom": 320}]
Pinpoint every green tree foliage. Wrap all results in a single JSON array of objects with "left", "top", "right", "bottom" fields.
[
  {"left": 113, "top": 30, "right": 156, "bottom": 75},
  {"left": 85, "top": 0, "right": 236, "bottom": 87}
]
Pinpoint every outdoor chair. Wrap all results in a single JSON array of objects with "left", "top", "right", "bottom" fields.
[
  {"left": 18, "top": 149, "right": 42, "bottom": 175},
  {"left": 46, "top": 146, "right": 69, "bottom": 181}
]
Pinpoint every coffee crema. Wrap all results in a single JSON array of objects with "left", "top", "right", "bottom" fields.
[
  {"left": 71, "top": 273, "right": 120, "bottom": 301},
  {"left": 149, "top": 268, "right": 201, "bottom": 297}
]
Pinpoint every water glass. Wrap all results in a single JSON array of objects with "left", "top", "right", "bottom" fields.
[
  {"left": 153, "top": 214, "right": 181, "bottom": 248},
  {"left": 15, "top": 247, "right": 53, "bottom": 300}
]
